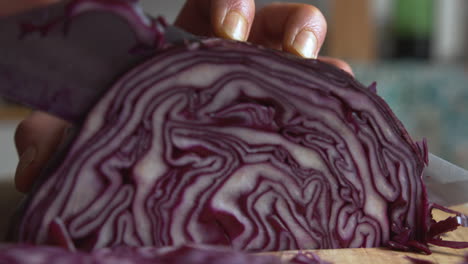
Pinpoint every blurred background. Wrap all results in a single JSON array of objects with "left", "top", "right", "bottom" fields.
[{"left": 0, "top": 0, "right": 467, "bottom": 180}]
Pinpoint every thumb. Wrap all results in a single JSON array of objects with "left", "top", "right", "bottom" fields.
[{"left": 14, "top": 111, "right": 70, "bottom": 193}]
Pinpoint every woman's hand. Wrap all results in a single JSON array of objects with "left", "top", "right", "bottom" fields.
[
  {"left": 12, "top": 0, "right": 352, "bottom": 193},
  {"left": 174, "top": 0, "right": 352, "bottom": 72},
  {"left": 0, "top": 1, "right": 69, "bottom": 193}
]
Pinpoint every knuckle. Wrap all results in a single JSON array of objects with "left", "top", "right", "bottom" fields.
[
  {"left": 298, "top": 3, "right": 321, "bottom": 14},
  {"left": 298, "top": 4, "right": 327, "bottom": 32}
]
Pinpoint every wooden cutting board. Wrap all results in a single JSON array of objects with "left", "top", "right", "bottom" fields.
[{"left": 270, "top": 203, "right": 468, "bottom": 264}]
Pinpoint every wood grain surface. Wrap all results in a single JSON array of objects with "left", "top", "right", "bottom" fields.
[{"left": 272, "top": 203, "right": 468, "bottom": 264}]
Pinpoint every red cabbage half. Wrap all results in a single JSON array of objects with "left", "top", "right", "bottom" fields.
[{"left": 11, "top": 0, "right": 468, "bottom": 255}]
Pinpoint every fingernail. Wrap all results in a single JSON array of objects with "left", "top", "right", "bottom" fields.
[
  {"left": 16, "top": 147, "right": 36, "bottom": 175},
  {"left": 222, "top": 11, "right": 248, "bottom": 41},
  {"left": 292, "top": 29, "right": 318, "bottom": 59}
]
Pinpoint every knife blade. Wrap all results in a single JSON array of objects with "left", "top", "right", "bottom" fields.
[
  {"left": 1, "top": 0, "right": 467, "bottom": 208},
  {"left": 424, "top": 153, "right": 468, "bottom": 206},
  {"left": 0, "top": 2, "right": 196, "bottom": 123}
]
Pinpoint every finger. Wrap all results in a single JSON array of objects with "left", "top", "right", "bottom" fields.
[
  {"left": 318, "top": 56, "right": 354, "bottom": 76},
  {"left": 249, "top": 3, "right": 327, "bottom": 59},
  {"left": 0, "top": 0, "right": 60, "bottom": 17},
  {"left": 211, "top": 0, "right": 255, "bottom": 41},
  {"left": 14, "top": 111, "right": 70, "bottom": 193},
  {"left": 174, "top": 0, "right": 255, "bottom": 41}
]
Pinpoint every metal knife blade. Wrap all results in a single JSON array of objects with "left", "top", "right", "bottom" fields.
[
  {"left": 424, "top": 153, "right": 468, "bottom": 206},
  {"left": 0, "top": 2, "right": 162, "bottom": 123},
  {"left": 426, "top": 153, "right": 468, "bottom": 184}
]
